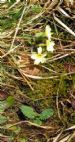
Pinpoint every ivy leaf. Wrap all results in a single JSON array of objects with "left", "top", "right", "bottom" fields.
[
  {"left": 39, "top": 108, "right": 54, "bottom": 120},
  {"left": 20, "top": 105, "right": 37, "bottom": 119}
]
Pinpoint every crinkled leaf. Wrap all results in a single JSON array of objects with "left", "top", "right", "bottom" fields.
[
  {"left": 19, "top": 138, "right": 27, "bottom": 142},
  {"left": 33, "top": 118, "right": 42, "bottom": 125},
  {"left": 35, "top": 32, "right": 45, "bottom": 42},
  {"left": 0, "top": 100, "right": 7, "bottom": 113},
  {"left": 39, "top": 108, "right": 54, "bottom": 120},
  {"left": 35, "top": 32, "right": 45, "bottom": 38},
  {"left": 0, "top": 115, "right": 7, "bottom": 124},
  {"left": 6, "top": 96, "right": 15, "bottom": 106},
  {"left": 20, "top": 105, "right": 37, "bottom": 119}
]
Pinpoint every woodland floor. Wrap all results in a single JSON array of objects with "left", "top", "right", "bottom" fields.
[{"left": 0, "top": 0, "right": 75, "bottom": 142}]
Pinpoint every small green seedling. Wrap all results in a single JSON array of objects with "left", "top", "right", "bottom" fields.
[{"left": 20, "top": 105, "right": 54, "bottom": 125}]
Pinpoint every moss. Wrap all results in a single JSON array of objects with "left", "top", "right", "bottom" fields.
[{"left": 0, "top": 1, "right": 75, "bottom": 141}]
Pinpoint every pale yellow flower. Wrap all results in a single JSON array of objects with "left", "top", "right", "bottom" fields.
[
  {"left": 0, "top": 0, "right": 6, "bottom": 3},
  {"left": 46, "top": 40, "right": 55, "bottom": 52},
  {"left": 31, "top": 47, "right": 46, "bottom": 65},
  {"left": 45, "top": 25, "right": 52, "bottom": 40},
  {"left": 69, "top": 0, "right": 73, "bottom": 5}
]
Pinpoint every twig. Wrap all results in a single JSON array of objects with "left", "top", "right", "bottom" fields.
[
  {"left": 54, "top": 14, "right": 75, "bottom": 36},
  {"left": 8, "top": 0, "right": 20, "bottom": 10},
  {"left": 1, "top": 4, "right": 28, "bottom": 58},
  {"left": 57, "top": 6, "right": 70, "bottom": 18},
  {"left": 5, "top": 120, "right": 54, "bottom": 130},
  {"left": 48, "top": 51, "right": 75, "bottom": 62}
]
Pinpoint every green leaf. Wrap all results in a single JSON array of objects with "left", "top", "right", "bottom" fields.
[
  {"left": 39, "top": 108, "right": 54, "bottom": 120},
  {"left": 35, "top": 32, "right": 45, "bottom": 38},
  {"left": 0, "top": 115, "right": 7, "bottom": 124},
  {"left": 20, "top": 105, "right": 37, "bottom": 119},
  {"left": 19, "top": 138, "right": 27, "bottom": 142},
  {"left": 8, "top": 126, "right": 21, "bottom": 134},
  {"left": 6, "top": 96, "right": 15, "bottom": 106},
  {"left": 0, "top": 100, "right": 7, "bottom": 113},
  {"left": 33, "top": 118, "right": 42, "bottom": 125},
  {"left": 31, "top": 5, "right": 42, "bottom": 13},
  {"left": 0, "top": 97, "right": 14, "bottom": 113}
]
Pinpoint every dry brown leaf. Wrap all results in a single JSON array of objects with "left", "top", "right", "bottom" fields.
[
  {"left": 22, "top": 65, "right": 40, "bottom": 76},
  {"left": 64, "top": 0, "right": 74, "bottom": 7},
  {"left": 17, "top": 53, "right": 40, "bottom": 76},
  {"left": 64, "top": 63, "right": 75, "bottom": 73},
  {"left": 0, "top": 90, "right": 8, "bottom": 101},
  {"left": 29, "top": 0, "right": 39, "bottom": 4}
]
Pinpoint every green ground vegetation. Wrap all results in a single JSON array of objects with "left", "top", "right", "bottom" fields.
[{"left": 0, "top": 0, "right": 75, "bottom": 141}]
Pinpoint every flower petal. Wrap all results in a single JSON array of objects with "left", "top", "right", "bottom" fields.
[
  {"left": 31, "top": 53, "right": 37, "bottom": 59},
  {"left": 46, "top": 40, "right": 55, "bottom": 52},
  {"left": 34, "top": 58, "right": 41, "bottom": 65},
  {"left": 42, "top": 53, "right": 47, "bottom": 57},
  {"left": 41, "top": 58, "right": 46, "bottom": 63},
  {"left": 0, "top": 0, "right": 6, "bottom": 3},
  {"left": 31, "top": 49, "right": 46, "bottom": 65},
  {"left": 45, "top": 25, "right": 52, "bottom": 40},
  {"left": 37, "top": 47, "right": 42, "bottom": 54}
]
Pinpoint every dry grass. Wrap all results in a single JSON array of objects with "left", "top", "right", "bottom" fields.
[{"left": 0, "top": 0, "right": 75, "bottom": 142}]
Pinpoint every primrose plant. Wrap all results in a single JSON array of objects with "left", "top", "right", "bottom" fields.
[
  {"left": 31, "top": 25, "right": 55, "bottom": 65},
  {"left": 31, "top": 47, "right": 47, "bottom": 65}
]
